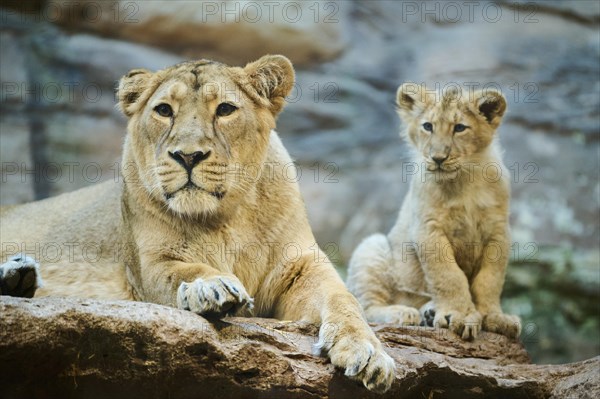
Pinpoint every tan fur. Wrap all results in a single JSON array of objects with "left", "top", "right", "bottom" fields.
[
  {"left": 0, "top": 56, "right": 394, "bottom": 392},
  {"left": 347, "top": 83, "right": 521, "bottom": 340}
]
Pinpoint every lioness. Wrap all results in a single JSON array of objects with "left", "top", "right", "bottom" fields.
[
  {"left": 0, "top": 55, "right": 394, "bottom": 392},
  {"left": 346, "top": 83, "right": 521, "bottom": 340}
]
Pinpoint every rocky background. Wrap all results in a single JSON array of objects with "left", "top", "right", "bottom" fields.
[{"left": 0, "top": 0, "right": 598, "bottom": 365}]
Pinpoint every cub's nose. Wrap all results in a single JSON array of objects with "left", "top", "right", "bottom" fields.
[
  {"left": 431, "top": 154, "right": 448, "bottom": 166},
  {"left": 169, "top": 150, "right": 211, "bottom": 171}
]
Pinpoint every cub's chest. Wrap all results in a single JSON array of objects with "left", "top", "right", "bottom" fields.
[
  {"left": 433, "top": 190, "right": 504, "bottom": 272},
  {"left": 440, "top": 193, "right": 497, "bottom": 238}
]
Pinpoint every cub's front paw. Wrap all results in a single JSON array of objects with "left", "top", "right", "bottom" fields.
[
  {"left": 419, "top": 301, "right": 436, "bottom": 327},
  {"left": 430, "top": 305, "right": 482, "bottom": 340},
  {"left": 0, "top": 254, "right": 42, "bottom": 298},
  {"left": 483, "top": 312, "right": 521, "bottom": 339},
  {"left": 315, "top": 325, "right": 395, "bottom": 393},
  {"left": 380, "top": 305, "right": 421, "bottom": 326},
  {"left": 177, "top": 276, "right": 253, "bottom": 317}
]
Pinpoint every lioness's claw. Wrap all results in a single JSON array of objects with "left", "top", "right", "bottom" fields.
[
  {"left": 315, "top": 326, "right": 396, "bottom": 393},
  {"left": 177, "top": 276, "right": 253, "bottom": 317}
]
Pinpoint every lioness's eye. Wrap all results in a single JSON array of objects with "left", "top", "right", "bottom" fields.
[
  {"left": 216, "top": 103, "right": 237, "bottom": 117},
  {"left": 422, "top": 122, "right": 433, "bottom": 132},
  {"left": 154, "top": 103, "right": 173, "bottom": 117},
  {"left": 454, "top": 123, "right": 467, "bottom": 133}
]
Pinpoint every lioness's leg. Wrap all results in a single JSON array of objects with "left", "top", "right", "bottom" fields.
[
  {"left": 416, "top": 231, "right": 482, "bottom": 340},
  {"left": 0, "top": 254, "right": 42, "bottom": 298},
  {"left": 471, "top": 240, "right": 521, "bottom": 339},
  {"left": 136, "top": 260, "right": 253, "bottom": 317},
  {"left": 347, "top": 234, "right": 420, "bottom": 325},
  {"left": 274, "top": 253, "right": 395, "bottom": 393}
]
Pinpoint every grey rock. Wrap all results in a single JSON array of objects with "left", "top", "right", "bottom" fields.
[{"left": 48, "top": 0, "right": 348, "bottom": 67}]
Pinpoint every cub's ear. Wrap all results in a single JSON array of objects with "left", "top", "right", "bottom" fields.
[
  {"left": 117, "top": 68, "right": 153, "bottom": 117},
  {"left": 474, "top": 89, "right": 507, "bottom": 127},
  {"left": 396, "top": 83, "right": 427, "bottom": 121},
  {"left": 243, "top": 55, "right": 295, "bottom": 116}
]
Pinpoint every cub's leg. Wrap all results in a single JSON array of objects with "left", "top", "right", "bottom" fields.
[
  {"left": 347, "top": 234, "right": 420, "bottom": 326},
  {"left": 471, "top": 240, "right": 521, "bottom": 339},
  {"left": 137, "top": 260, "right": 253, "bottom": 317},
  {"left": 274, "top": 253, "right": 395, "bottom": 393},
  {"left": 417, "top": 231, "right": 482, "bottom": 340},
  {"left": 0, "top": 254, "right": 42, "bottom": 298}
]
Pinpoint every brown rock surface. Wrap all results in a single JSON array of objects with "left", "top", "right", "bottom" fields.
[{"left": 1, "top": 297, "right": 598, "bottom": 399}]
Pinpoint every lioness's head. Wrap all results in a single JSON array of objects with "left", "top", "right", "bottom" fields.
[
  {"left": 117, "top": 55, "right": 294, "bottom": 217},
  {"left": 396, "top": 83, "right": 506, "bottom": 175}
]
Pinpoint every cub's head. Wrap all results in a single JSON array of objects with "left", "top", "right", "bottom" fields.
[
  {"left": 117, "top": 55, "right": 294, "bottom": 217},
  {"left": 396, "top": 83, "right": 506, "bottom": 175}
]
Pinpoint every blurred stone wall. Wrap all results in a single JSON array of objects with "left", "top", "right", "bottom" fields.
[{"left": 0, "top": 0, "right": 598, "bottom": 363}]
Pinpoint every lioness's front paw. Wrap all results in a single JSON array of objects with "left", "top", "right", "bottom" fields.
[
  {"left": 315, "top": 327, "right": 395, "bottom": 393},
  {"left": 177, "top": 276, "right": 253, "bottom": 317},
  {"left": 0, "top": 254, "right": 42, "bottom": 298},
  {"left": 432, "top": 307, "right": 482, "bottom": 340},
  {"left": 483, "top": 312, "right": 521, "bottom": 339}
]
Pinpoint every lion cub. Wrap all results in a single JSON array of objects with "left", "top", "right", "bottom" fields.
[{"left": 347, "top": 83, "right": 521, "bottom": 340}]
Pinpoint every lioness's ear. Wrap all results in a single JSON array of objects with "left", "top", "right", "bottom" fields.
[
  {"left": 396, "top": 83, "right": 427, "bottom": 121},
  {"left": 243, "top": 55, "right": 295, "bottom": 116},
  {"left": 117, "top": 68, "right": 153, "bottom": 117},
  {"left": 474, "top": 89, "right": 507, "bottom": 127}
]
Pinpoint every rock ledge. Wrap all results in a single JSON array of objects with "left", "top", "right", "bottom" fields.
[{"left": 0, "top": 297, "right": 598, "bottom": 399}]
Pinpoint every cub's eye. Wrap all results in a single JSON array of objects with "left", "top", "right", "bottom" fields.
[
  {"left": 422, "top": 122, "right": 433, "bottom": 132},
  {"left": 216, "top": 103, "right": 237, "bottom": 117},
  {"left": 454, "top": 123, "right": 467, "bottom": 133},
  {"left": 154, "top": 103, "right": 173, "bottom": 117}
]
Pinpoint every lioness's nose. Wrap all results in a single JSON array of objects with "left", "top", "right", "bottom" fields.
[
  {"left": 431, "top": 154, "right": 448, "bottom": 166},
  {"left": 169, "top": 150, "right": 211, "bottom": 171}
]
